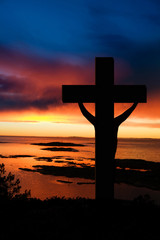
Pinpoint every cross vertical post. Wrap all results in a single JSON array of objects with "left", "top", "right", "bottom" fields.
[{"left": 95, "top": 57, "right": 114, "bottom": 201}]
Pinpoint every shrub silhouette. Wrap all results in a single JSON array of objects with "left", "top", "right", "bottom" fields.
[{"left": 0, "top": 163, "right": 30, "bottom": 200}]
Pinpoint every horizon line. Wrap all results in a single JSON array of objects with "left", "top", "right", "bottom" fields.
[{"left": 0, "top": 135, "right": 160, "bottom": 140}]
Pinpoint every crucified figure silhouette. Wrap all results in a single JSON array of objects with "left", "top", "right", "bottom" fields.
[
  {"left": 78, "top": 102, "right": 138, "bottom": 158},
  {"left": 63, "top": 58, "right": 146, "bottom": 201}
]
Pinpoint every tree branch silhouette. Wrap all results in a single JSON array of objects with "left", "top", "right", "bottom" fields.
[{"left": 0, "top": 163, "right": 30, "bottom": 200}]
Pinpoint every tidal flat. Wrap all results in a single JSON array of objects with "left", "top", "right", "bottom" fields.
[
  {"left": 41, "top": 147, "right": 79, "bottom": 152},
  {"left": 115, "top": 159, "right": 160, "bottom": 190},
  {"left": 19, "top": 165, "right": 95, "bottom": 180},
  {"left": 19, "top": 158, "right": 160, "bottom": 191},
  {"left": 31, "top": 141, "right": 85, "bottom": 147}
]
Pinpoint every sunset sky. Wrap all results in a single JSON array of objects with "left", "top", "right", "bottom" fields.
[{"left": 0, "top": 0, "right": 160, "bottom": 138}]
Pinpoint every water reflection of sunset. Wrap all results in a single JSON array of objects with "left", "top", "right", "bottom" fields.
[{"left": 0, "top": 136, "right": 95, "bottom": 199}]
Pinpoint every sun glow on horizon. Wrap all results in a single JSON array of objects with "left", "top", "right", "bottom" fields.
[
  {"left": 0, "top": 116, "right": 160, "bottom": 139},
  {"left": 0, "top": 98, "right": 159, "bottom": 139},
  {"left": 0, "top": 105, "right": 160, "bottom": 138},
  {"left": 0, "top": 121, "right": 95, "bottom": 137}
]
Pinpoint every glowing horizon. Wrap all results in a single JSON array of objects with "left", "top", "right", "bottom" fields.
[{"left": 0, "top": 107, "right": 160, "bottom": 138}]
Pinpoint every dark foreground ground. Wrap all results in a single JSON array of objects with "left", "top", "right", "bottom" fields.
[{"left": 1, "top": 196, "right": 160, "bottom": 240}]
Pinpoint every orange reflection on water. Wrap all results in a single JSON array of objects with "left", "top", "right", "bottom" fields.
[
  {"left": 116, "top": 166, "right": 150, "bottom": 172},
  {"left": 0, "top": 136, "right": 95, "bottom": 199}
]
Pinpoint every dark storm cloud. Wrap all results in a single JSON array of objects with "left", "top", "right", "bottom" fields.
[
  {"left": 0, "top": 73, "right": 60, "bottom": 111},
  {"left": 125, "top": 42, "right": 160, "bottom": 89},
  {"left": 0, "top": 75, "right": 25, "bottom": 92},
  {"left": 0, "top": 90, "right": 59, "bottom": 111}
]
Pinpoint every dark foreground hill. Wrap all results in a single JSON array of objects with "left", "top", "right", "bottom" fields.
[{"left": 1, "top": 196, "right": 160, "bottom": 240}]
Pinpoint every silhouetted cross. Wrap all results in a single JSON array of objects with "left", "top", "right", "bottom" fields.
[{"left": 62, "top": 57, "right": 147, "bottom": 201}]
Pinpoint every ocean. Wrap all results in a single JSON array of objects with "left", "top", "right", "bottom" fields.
[
  {"left": 0, "top": 136, "right": 160, "bottom": 203},
  {"left": 116, "top": 138, "right": 160, "bottom": 162}
]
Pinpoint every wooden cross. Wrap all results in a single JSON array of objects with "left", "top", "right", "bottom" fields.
[{"left": 62, "top": 57, "right": 147, "bottom": 202}]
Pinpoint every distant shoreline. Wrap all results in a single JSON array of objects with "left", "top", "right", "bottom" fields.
[
  {"left": 0, "top": 135, "right": 160, "bottom": 141},
  {"left": 0, "top": 135, "right": 95, "bottom": 139}
]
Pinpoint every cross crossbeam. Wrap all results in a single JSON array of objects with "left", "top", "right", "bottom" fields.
[
  {"left": 62, "top": 57, "right": 147, "bottom": 201},
  {"left": 62, "top": 85, "right": 146, "bottom": 103}
]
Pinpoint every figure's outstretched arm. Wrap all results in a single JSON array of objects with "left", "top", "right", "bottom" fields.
[
  {"left": 115, "top": 102, "right": 138, "bottom": 126},
  {"left": 78, "top": 103, "right": 95, "bottom": 126}
]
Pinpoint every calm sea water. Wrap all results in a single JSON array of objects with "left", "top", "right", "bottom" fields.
[
  {"left": 0, "top": 136, "right": 160, "bottom": 202},
  {"left": 116, "top": 138, "right": 160, "bottom": 162}
]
